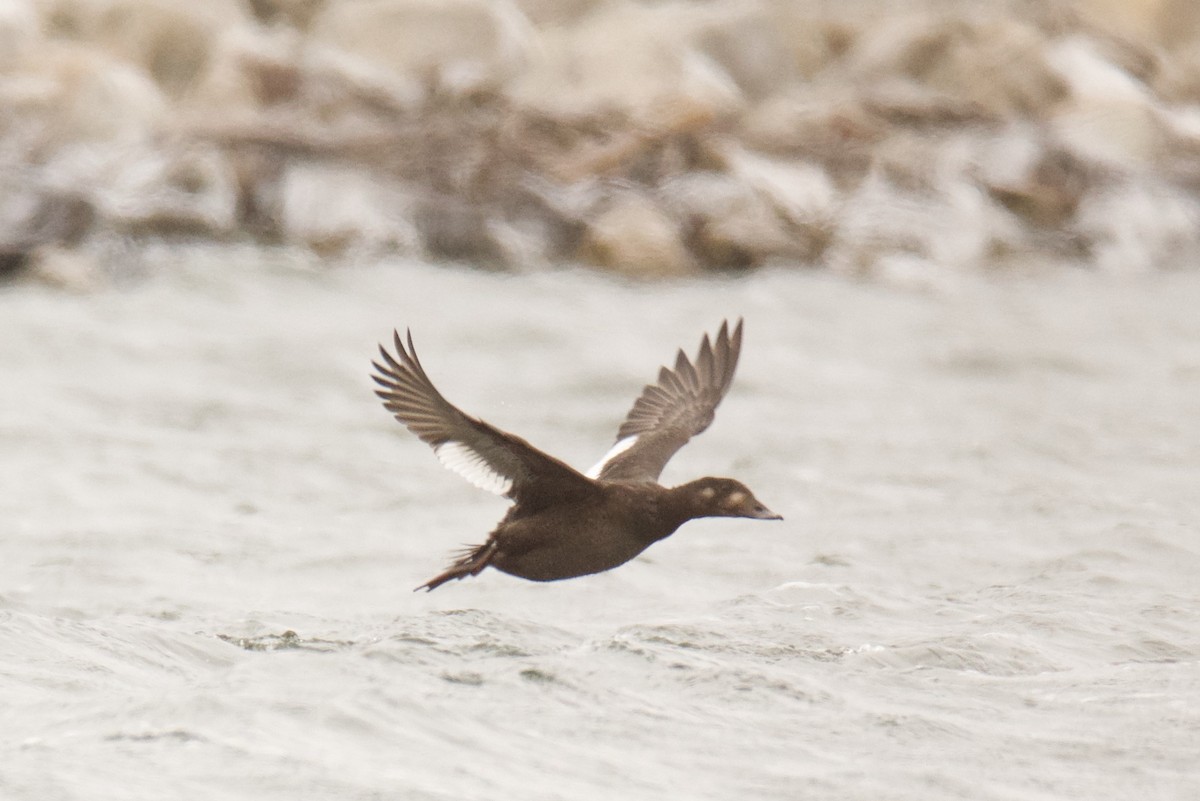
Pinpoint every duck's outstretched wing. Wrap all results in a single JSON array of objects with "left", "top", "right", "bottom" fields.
[
  {"left": 588, "top": 319, "right": 743, "bottom": 484},
  {"left": 372, "top": 330, "right": 598, "bottom": 509}
]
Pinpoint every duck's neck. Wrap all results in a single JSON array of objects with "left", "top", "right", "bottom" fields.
[{"left": 657, "top": 482, "right": 709, "bottom": 531}]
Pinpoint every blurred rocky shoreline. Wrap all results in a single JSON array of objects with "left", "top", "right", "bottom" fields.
[{"left": 2, "top": 0, "right": 1200, "bottom": 286}]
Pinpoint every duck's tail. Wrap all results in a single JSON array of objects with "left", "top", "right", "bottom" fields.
[{"left": 415, "top": 540, "right": 497, "bottom": 592}]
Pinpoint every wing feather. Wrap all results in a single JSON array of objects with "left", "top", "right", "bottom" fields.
[
  {"left": 372, "top": 329, "right": 597, "bottom": 507},
  {"left": 591, "top": 319, "right": 744, "bottom": 483}
]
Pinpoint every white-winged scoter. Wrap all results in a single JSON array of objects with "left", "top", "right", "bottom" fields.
[{"left": 371, "top": 319, "right": 781, "bottom": 591}]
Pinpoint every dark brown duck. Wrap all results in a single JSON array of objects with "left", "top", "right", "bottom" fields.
[{"left": 371, "top": 319, "right": 781, "bottom": 591}]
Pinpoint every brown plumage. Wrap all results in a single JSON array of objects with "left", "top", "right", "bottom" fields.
[{"left": 371, "top": 319, "right": 780, "bottom": 591}]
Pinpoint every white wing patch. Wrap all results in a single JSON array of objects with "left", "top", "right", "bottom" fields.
[
  {"left": 434, "top": 441, "right": 513, "bottom": 495},
  {"left": 585, "top": 435, "right": 639, "bottom": 479}
]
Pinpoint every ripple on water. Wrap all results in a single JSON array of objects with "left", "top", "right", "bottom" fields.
[
  {"left": 348, "top": 608, "right": 585, "bottom": 691},
  {"left": 843, "top": 632, "right": 1066, "bottom": 676},
  {"left": 215, "top": 630, "right": 354, "bottom": 653}
]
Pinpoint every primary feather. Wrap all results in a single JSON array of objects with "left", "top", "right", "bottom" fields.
[
  {"left": 371, "top": 330, "right": 595, "bottom": 509},
  {"left": 591, "top": 319, "right": 743, "bottom": 483}
]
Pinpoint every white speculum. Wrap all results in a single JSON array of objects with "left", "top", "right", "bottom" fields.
[
  {"left": 585, "top": 435, "right": 639, "bottom": 478},
  {"left": 435, "top": 441, "right": 513, "bottom": 495}
]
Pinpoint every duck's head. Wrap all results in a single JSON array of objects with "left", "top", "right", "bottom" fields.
[{"left": 679, "top": 477, "right": 782, "bottom": 521}]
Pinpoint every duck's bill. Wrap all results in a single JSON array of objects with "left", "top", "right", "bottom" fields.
[{"left": 749, "top": 504, "right": 783, "bottom": 521}]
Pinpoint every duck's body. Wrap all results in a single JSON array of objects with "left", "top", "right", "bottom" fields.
[
  {"left": 459, "top": 482, "right": 674, "bottom": 584},
  {"left": 371, "top": 319, "right": 780, "bottom": 592}
]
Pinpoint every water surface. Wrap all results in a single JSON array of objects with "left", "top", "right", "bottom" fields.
[{"left": 3, "top": 251, "right": 1199, "bottom": 800}]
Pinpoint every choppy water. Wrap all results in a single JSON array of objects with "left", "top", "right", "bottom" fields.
[{"left": 3, "top": 250, "right": 1199, "bottom": 800}]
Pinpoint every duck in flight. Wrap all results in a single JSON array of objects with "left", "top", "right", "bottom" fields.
[{"left": 371, "top": 319, "right": 781, "bottom": 592}]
